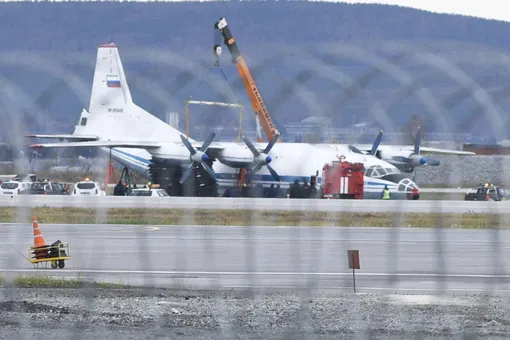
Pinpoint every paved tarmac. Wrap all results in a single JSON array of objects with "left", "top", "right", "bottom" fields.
[
  {"left": 1, "top": 224, "right": 510, "bottom": 294},
  {"left": 0, "top": 195, "right": 509, "bottom": 213}
]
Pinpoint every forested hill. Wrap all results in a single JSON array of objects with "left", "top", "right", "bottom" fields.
[
  {"left": 1, "top": 1, "right": 509, "bottom": 141},
  {"left": 0, "top": 2, "right": 509, "bottom": 51}
]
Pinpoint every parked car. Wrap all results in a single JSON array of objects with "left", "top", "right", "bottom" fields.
[
  {"left": 13, "top": 173, "right": 37, "bottom": 182},
  {"left": 72, "top": 179, "right": 106, "bottom": 196},
  {"left": 25, "top": 181, "right": 69, "bottom": 195},
  {"left": 0, "top": 181, "right": 31, "bottom": 195},
  {"left": 128, "top": 188, "right": 169, "bottom": 197}
]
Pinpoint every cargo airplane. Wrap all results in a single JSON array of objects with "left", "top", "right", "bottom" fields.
[{"left": 26, "top": 44, "right": 468, "bottom": 199}]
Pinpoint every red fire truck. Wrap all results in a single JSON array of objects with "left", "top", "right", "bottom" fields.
[{"left": 320, "top": 160, "right": 364, "bottom": 199}]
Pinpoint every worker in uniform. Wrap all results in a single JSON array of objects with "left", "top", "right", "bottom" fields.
[
  {"left": 276, "top": 184, "right": 283, "bottom": 198},
  {"left": 381, "top": 185, "right": 391, "bottom": 200},
  {"left": 288, "top": 180, "right": 300, "bottom": 198},
  {"left": 411, "top": 187, "right": 420, "bottom": 200},
  {"left": 113, "top": 180, "right": 126, "bottom": 196},
  {"left": 241, "top": 183, "right": 249, "bottom": 197}
]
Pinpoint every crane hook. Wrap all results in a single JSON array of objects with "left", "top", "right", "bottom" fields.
[{"left": 213, "top": 45, "right": 222, "bottom": 68}]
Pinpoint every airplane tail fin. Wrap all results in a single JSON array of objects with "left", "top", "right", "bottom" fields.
[
  {"left": 89, "top": 43, "right": 133, "bottom": 112},
  {"left": 72, "top": 43, "right": 189, "bottom": 143}
]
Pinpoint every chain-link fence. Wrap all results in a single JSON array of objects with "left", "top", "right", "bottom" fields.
[{"left": 0, "top": 41, "right": 510, "bottom": 339}]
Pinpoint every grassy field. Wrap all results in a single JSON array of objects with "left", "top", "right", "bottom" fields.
[
  {"left": 0, "top": 275, "right": 131, "bottom": 289},
  {"left": 418, "top": 192, "right": 465, "bottom": 201},
  {"left": 2, "top": 207, "right": 509, "bottom": 228}
]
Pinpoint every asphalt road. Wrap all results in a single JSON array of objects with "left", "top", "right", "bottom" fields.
[
  {"left": 1, "top": 223, "right": 510, "bottom": 294},
  {"left": 0, "top": 195, "right": 507, "bottom": 213}
]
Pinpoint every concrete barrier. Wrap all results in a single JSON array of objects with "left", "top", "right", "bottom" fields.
[{"left": 0, "top": 195, "right": 504, "bottom": 214}]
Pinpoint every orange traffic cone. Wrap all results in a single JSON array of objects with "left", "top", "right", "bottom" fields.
[
  {"left": 32, "top": 215, "right": 47, "bottom": 248},
  {"left": 31, "top": 214, "right": 48, "bottom": 259}
]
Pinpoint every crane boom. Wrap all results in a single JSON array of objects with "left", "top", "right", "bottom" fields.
[{"left": 214, "top": 17, "right": 280, "bottom": 143}]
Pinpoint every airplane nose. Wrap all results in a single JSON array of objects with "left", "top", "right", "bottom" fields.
[
  {"left": 419, "top": 157, "right": 426, "bottom": 165},
  {"left": 201, "top": 153, "right": 208, "bottom": 162},
  {"left": 265, "top": 155, "right": 272, "bottom": 164}
]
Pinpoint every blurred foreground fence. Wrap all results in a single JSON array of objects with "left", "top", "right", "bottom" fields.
[{"left": 1, "top": 40, "right": 510, "bottom": 338}]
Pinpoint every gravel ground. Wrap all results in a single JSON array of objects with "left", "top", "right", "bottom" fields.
[
  {"left": 409, "top": 155, "right": 510, "bottom": 186},
  {"left": 1, "top": 288, "right": 510, "bottom": 339}
]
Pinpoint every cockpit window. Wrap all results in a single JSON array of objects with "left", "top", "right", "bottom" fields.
[
  {"left": 397, "top": 178, "right": 417, "bottom": 192},
  {"left": 364, "top": 165, "right": 399, "bottom": 178}
]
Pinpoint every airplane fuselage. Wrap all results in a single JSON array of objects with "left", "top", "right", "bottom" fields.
[{"left": 107, "top": 141, "right": 415, "bottom": 197}]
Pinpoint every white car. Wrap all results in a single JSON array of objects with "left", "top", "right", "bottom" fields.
[
  {"left": 128, "top": 188, "right": 169, "bottom": 197},
  {"left": 0, "top": 181, "right": 31, "bottom": 195},
  {"left": 72, "top": 180, "right": 106, "bottom": 196}
]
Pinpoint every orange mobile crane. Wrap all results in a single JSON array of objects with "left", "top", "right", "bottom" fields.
[{"left": 214, "top": 17, "right": 280, "bottom": 143}]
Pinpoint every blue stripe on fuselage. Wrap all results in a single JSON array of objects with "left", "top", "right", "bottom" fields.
[{"left": 109, "top": 148, "right": 402, "bottom": 190}]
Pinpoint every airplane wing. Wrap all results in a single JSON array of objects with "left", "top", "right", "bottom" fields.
[
  {"left": 30, "top": 141, "right": 161, "bottom": 150},
  {"left": 189, "top": 141, "right": 228, "bottom": 159},
  {"left": 354, "top": 144, "right": 475, "bottom": 156},
  {"left": 26, "top": 134, "right": 98, "bottom": 141},
  {"left": 417, "top": 146, "right": 475, "bottom": 155}
]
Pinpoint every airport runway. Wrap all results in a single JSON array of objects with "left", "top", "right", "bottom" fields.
[
  {"left": 0, "top": 195, "right": 507, "bottom": 213},
  {"left": 1, "top": 223, "right": 510, "bottom": 294}
]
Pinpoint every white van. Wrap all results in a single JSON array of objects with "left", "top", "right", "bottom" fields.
[
  {"left": 0, "top": 181, "right": 31, "bottom": 195},
  {"left": 72, "top": 180, "right": 106, "bottom": 196}
]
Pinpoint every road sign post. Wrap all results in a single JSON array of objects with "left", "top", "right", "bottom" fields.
[{"left": 347, "top": 250, "right": 360, "bottom": 293}]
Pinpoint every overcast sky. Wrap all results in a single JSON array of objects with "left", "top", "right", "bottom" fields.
[
  {"left": 0, "top": 0, "right": 507, "bottom": 22},
  {"left": 330, "top": 1, "right": 510, "bottom": 22}
]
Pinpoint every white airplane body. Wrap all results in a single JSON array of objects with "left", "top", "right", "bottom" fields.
[{"left": 27, "top": 43, "right": 467, "bottom": 198}]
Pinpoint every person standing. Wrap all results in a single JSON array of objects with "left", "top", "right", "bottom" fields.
[{"left": 381, "top": 185, "right": 391, "bottom": 200}]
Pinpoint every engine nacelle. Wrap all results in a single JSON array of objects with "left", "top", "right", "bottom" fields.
[
  {"left": 377, "top": 149, "right": 426, "bottom": 171},
  {"left": 407, "top": 154, "right": 426, "bottom": 167},
  {"left": 217, "top": 144, "right": 254, "bottom": 168},
  {"left": 150, "top": 143, "right": 192, "bottom": 163},
  {"left": 376, "top": 149, "right": 405, "bottom": 162}
]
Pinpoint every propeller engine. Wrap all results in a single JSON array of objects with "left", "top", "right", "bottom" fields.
[
  {"left": 179, "top": 132, "right": 217, "bottom": 184},
  {"left": 243, "top": 134, "right": 281, "bottom": 182},
  {"left": 369, "top": 127, "right": 440, "bottom": 174},
  {"left": 400, "top": 127, "right": 440, "bottom": 169}
]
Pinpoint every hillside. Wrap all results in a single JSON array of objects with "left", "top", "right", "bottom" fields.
[{"left": 0, "top": 1, "right": 509, "bottom": 143}]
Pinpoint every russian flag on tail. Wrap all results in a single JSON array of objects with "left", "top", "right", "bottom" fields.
[{"left": 106, "top": 75, "right": 121, "bottom": 88}]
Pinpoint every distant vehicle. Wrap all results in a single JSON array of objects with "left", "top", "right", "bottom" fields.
[
  {"left": 464, "top": 185, "right": 509, "bottom": 201},
  {"left": 0, "top": 173, "right": 36, "bottom": 184},
  {"left": 72, "top": 179, "right": 106, "bottom": 196},
  {"left": 13, "top": 174, "right": 37, "bottom": 182},
  {"left": 0, "top": 181, "right": 31, "bottom": 195},
  {"left": 128, "top": 187, "right": 169, "bottom": 197},
  {"left": 26, "top": 181, "right": 69, "bottom": 195}
]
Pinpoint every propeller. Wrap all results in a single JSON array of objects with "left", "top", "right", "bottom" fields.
[
  {"left": 347, "top": 130, "right": 383, "bottom": 157},
  {"left": 369, "top": 130, "right": 383, "bottom": 156},
  {"left": 409, "top": 127, "right": 440, "bottom": 167},
  {"left": 391, "top": 127, "right": 426, "bottom": 168},
  {"left": 243, "top": 134, "right": 281, "bottom": 182},
  {"left": 348, "top": 144, "right": 364, "bottom": 154},
  {"left": 179, "top": 132, "right": 217, "bottom": 184},
  {"left": 398, "top": 127, "right": 440, "bottom": 179}
]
